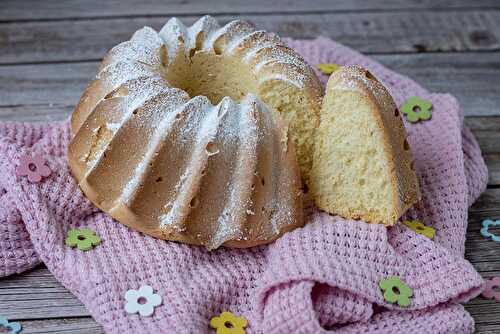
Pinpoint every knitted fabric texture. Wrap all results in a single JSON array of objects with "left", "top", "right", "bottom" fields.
[{"left": 0, "top": 37, "right": 489, "bottom": 333}]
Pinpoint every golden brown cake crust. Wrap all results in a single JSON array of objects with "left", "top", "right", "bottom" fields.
[
  {"left": 68, "top": 16, "right": 316, "bottom": 249},
  {"left": 313, "top": 65, "right": 421, "bottom": 225}
]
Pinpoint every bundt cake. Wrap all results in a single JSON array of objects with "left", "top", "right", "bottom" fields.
[
  {"left": 68, "top": 15, "right": 324, "bottom": 249},
  {"left": 311, "top": 66, "right": 420, "bottom": 225}
]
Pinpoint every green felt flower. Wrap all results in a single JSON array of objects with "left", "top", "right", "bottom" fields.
[
  {"left": 402, "top": 220, "right": 436, "bottom": 239},
  {"left": 317, "top": 63, "right": 339, "bottom": 75},
  {"left": 379, "top": 276, "right": 413, "bottom": 307},
  {"left": 65, "top": 228, "right": 101, "bottom": 251},
  {"left": 401, "top": 96, "right": 432, "bottom": 123}
]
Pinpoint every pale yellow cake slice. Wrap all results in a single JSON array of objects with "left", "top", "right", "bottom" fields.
[{"left": 311, "top": 65, "right": 420, "bottom": 225}]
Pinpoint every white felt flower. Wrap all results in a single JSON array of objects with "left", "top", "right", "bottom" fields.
[{"left": 124, "top": 285, "right": 162, "bottom": 317}]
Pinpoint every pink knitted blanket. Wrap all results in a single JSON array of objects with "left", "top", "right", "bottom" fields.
[{"left": 0, "top": 37, "right": 488, "bottom": 333}]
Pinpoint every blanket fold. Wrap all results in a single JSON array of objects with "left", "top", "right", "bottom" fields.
[{"left": 0, "top": 37, "right": 488, "bottom": 334}]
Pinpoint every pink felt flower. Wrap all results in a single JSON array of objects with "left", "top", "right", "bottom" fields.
[
  {"left": 482, "top": 277, "right": 500, "bottom": 302},
  {"left": 15, "top": 154, "right": 51, "bottom": 183}
]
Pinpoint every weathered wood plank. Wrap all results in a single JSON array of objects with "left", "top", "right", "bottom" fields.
[
  {"left": 0, "top": 52, "right": 499, "bottom": 116},
  {"left": 473, "top": 323, "right": 500, "bottom": 334},
  {"left": 466, "top": 210, "right": 500, "bottom": 273},
  {"left": 465, "top": 117, "right": 500, "bottom": 155},
  {"left": 484, "top": 154, "right": 500, "bottom": 186},
  {"left": 2, "top": 0, "right": 500, "bottom": 22},
  {"left": 0, "top": 266, "right": 90, "bottom": 320},
  {"left": 465, "top": 298, "right": 500, "bottom": 330},
  {"left": 374, "top": 53, "right": 500, "bottom": 118},
  {"left": 2, "top": 10, "right": 500, "bottom": 65},
  {"left": 0, "top": 104, "right": 73, "bottom": 122},
  {"left": 471, "top": 188, "right": 500, "bottom": 213},
  {"left": 464, "top": 117, "right": 500, "bottom": 186},
  {"left": 17, "top": 318, "right": 103, "bottom": 334}
]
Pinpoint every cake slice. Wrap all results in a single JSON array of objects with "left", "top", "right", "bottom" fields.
[{"left": 311, "top": 65, "right": 420, "bottom": 225}]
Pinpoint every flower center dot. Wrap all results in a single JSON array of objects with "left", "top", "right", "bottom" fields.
[
  {"left": 392, "top": 286, "right": 401, "bottom": 295},
  {"left": 412, "top": 106, "right": 422, "bottom": 113},
  {"left": 224, "top": 321, "right": 234, "bottom": 328},
  {"left": 489, "top": 225, "right": 500, "bottom": 235},
  {"left": 28, "top": 163, "right": 37, "bottom": 172},
  {"left": 137, "top": 297, "right": 147, "bottom": 305},
  {"left": 77, "top": 235, "right": 86, "bottom": 241}
]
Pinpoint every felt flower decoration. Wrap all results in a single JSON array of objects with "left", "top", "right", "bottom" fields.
[
  {"left": 65, "top": 228, "right": 101, "bottom": 251},
  {"left": 317, "top": 63, "right": 339, "bottom": 75},
  {"left": 210, "top": 311, "right": 248, "bottom": 334},
  {"left": 124, "top": 285, "right": 162, "bottom": 317},
  {"left": 480, "top": 219, "right": 500, "bottom": 242},
  {"left": 379, "top": 276, "right": 413, "bottom": 307},
  {"left": 15, "top": 154, "right": 51, "bottom": 183},
  {"left": 482, "top": 277, "right": 500, "bottom": 302},
  {"left": 402, "top": 220, "right": 436, "bottom": 239},
  {"left": 401, "top": 96, "right": 432, "bottom": 123},
  {"left": 0, "top": 316, "right": 22, "bottom": 334}
]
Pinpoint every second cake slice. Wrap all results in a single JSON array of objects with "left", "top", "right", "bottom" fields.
[{"left": 311, "top": 65, "right": 420, "bottom": 225}]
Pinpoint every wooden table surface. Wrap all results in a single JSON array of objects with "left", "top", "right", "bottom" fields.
[{"left": 1, "top": 1, "right": 499, "bottom": 333}]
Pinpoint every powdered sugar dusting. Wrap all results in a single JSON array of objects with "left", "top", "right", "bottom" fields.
[
  {"left": 187, "top": 15, "right": 220, "bottom": 51},
  {"left": 76, "top": 15, "right": 307, "bottom": 249},
  {"left": 106, "top": 122, "right": 120, "bottom": 132},
  {"left": 158, "top": 18, "right": 189, "bottom": 62},
  {"left": 208, "top": 96, "right": 259, "bottom": 248},
  {"left": 120, "top": 88, "right": 190, "bottom": 201},
  {"left": 97, "top": 61, "right": 156, "bottom": 87},
  {"left": 84, "top": 77, "right": 177, "bottom": 178},
  {"left": 159, "top": 101, "right": 221, "bottom": 230}
]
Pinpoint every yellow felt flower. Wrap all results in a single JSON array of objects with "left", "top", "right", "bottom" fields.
[
  {"left": 402, "top": 220, "right": 436, "bottom": 239},
  {"left": 317, "top": 63, "right": 339, "bottom": 75},
  {"left": 210, "top": 311, "right": 247, "bottom": 334}
]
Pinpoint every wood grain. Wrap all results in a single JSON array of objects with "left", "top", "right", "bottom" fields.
[
  {"left": 18, "top": 318, "right": 104, "bottom": 334},
  {"left": 2, "top": 0, "right": 500, "bottom": 22},
  {"left": 484, "top": 154, "right": 500, "bottom": 186},
  {"left": 466, "top": 117, "right": 500, "bottom": 154},
  {"left": 471, "top": 188, "right": 500, "bottom": 213},
  {"left": 1, "top": 10, "right": 500, "bottom": 65}
]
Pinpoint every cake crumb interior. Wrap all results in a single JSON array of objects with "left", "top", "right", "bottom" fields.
[
  {"left": 312, "top": 90, "right": 393, "bottom": 222},
  {"left": 162, "top": 51, "right": 259, "bottom": 105}
]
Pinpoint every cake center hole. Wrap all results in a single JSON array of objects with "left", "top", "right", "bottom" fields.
[
  {"left": 392, "top": 286, "right": 401, "bottom": 295},
  {"left": 28, "top": 163, "right": 37, "bottom": 172},
  {"left": 137, "top": 297, "right": 147, "bottom": 305},
  {"left": 412, "top": 106, "right": 421, "bottom": 113},
  {"left": 162, "top": 50, "right": 258, "bottom": 105},
  {"left": 77, "top": 235, "right": 86, "bottom": 241},
  {"left": 224, "top": 321, "right": 234, "bottom": 329}
]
